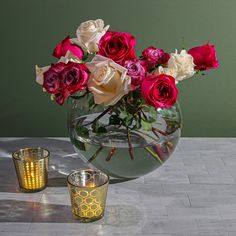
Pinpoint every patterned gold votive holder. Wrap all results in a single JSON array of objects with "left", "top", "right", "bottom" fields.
[
  {"left": 67, "top": 169, "right": 109, "bottom": 222},
  {"left": 12, "top": 147, "right": 49, "bottom": 192}
]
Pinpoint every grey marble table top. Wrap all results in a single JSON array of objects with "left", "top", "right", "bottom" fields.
[{"left": 0, "top": 137, "right": 236, "bottom": 236}]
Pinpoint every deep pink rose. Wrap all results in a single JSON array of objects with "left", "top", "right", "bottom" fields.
[
  {"left": 188, "top": 43, "right": 219, "bottom": 71},
  {"left": 53, "top": 36, "right": 84, "bottom": 59},
  {"left": 98, "top": 31, "right": 136, "bottom": 65},
  {"left": 142, "top": 46, "right": 170, "bottom": 69},
  {"left": 43, "top": 62, "right": 90, "bottom": 105},
  {"left": 142, "top": 74, "right": 178, "bottom": 109},
  {"left": 61, "top": 62, "right": 90, "bottom": 94},
  {"left": 43, "top": 62, "right": 66, "bottom": 94},
  {"left": 123, "top": 59, "right": 146, "bottom": 90}
]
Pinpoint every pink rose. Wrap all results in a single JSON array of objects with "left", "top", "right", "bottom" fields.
[
  {"left": 142, "top": 46, "right": 170, "bottom": 69},
  {"left": 43, "top": 62, "right": 90, "bottom": 105},
  {"left": 188, "top": 42, "right": 219, "bottom": 71},
  {"left": 53, "top": 36, "right": 84, "bottom": 60},
  {"left": 142, "top": 74, "right": 178, "bottom": 109},
  {"left": 98, "top": 31, "right": 136, "bottom": 65},
  {"left": 123, "top": 59, "right": 146, "bottom": 90}
]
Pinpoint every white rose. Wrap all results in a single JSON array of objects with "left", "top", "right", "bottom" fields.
[
  {"left": 58, "top": 51, "right": 82, "bottom": 64},
  {"left": 74, "top": 19, "right": 109, "bottom": 53},
  {"left": 156, "top": 65, "right": 178, "bottom": 83},
  {"left": 164, "top": 49, "right": 195, "bottom": 81},
  {"left": 86, "top": 55, "right": 131, "bottom": 106},
  {"left": 35, "top": 65, "right": 50, "bottom": 85}
]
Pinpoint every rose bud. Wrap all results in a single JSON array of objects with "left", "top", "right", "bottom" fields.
[
  {"left": 188, "top": 42, "right": 219, "bottom": 71},
  {"left": 142, "top": 46, "right": 170, "bottom": 70},
  {"left": 53, "top": 36, "right": 84, "bottom": 60}
]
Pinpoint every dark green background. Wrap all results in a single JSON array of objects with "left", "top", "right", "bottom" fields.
[{"left": 0, "top": 0, "right": 234, "bottom": 137}]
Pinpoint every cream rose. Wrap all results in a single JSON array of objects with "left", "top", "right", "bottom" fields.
[
  {"left": 86, "top": 55, "right": 131, "bottom": 106},
  {"left": 74, "top": 19, "right": 109, "bottom": 53},
  {"left": 156, "top": 49, "right": 195, "bottom": 82}
]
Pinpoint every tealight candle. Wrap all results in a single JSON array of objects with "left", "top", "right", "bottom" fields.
[
  {"left": 12, "top": 147, "right": 49, "bottom": 192},
  {"left": 67, "top": 169, "right": 109, "bottom": 222}
]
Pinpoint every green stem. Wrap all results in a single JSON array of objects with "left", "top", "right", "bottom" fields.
[
  {"left": 88, "top": 146, "right": 104, "bottom": 163},
  {"left": 151, "top": 128, "right": 160, "bottom": 138},
  {"left": 152, "top": 127, "right": 166, "bottom": 136},
  {"left": 106, "top": 147, "right": 117, "bottom": 161},
  {"left": 127, "top": 128, "right": 134, "bottom": 160},
  {"left": 84, "top": 107, "right": 112, "bottom": 127},
  {"left": 144, "top": 147, "right": 163, "bottom": 164}
]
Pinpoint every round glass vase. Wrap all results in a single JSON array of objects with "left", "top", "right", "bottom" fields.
[{"left": 67, "top": 95, "right": 182, "bottom": 179}]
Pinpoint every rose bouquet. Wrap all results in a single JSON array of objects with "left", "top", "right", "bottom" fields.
[{"left": 36, "top": 19, "right": 218, "bottom": 170}]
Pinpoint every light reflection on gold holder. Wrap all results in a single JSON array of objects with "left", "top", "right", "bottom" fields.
[
  {"left": 67, "top": 169, "right": 109, "bottom": 222},
  {"left": 12, "top": 147, "right": 49, "bottom": 192}
]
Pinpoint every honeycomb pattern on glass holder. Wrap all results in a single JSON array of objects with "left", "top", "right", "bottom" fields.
[{"left": 72, "top": 189, "right": 103, "bottom": 218}]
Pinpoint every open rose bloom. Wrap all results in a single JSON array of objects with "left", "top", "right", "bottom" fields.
[{"left": 35, "top": 19, "right": 219, "bottom": 160}]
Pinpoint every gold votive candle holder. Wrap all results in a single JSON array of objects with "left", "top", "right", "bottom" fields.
[
  {"left": 67, "top": 169, "right": 109, "bottom": 222},
  {"left": 12, "top": 147, "right": 49, "bottom": 192}
]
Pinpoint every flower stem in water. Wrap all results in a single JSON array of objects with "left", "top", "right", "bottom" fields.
[
  {"left": 88, "top": 146, "right": 104, "bottom": 163},
  {"left": 127, "top": 128, "right": 134, "bottom": 160},
  {"left": 84, "top": 107, "right": 112, "bottom": 127},
  {"left": 106, "top": 147, "right": 117, "bottom": 161},
  {"left": 144, "top": 147, "right": 163, "bottom": 164}
]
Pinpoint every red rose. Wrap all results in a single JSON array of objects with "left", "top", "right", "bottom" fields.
[
  {"left": 188, "top": 43, "right": 219, "bottom": 71},
  {"left": 43, "top": 63, "right": 66, "bottom": 94},
  {"left": 61, "top": 62, "right": 90, "bottom": 94},
  {"left": 53, "top": 36, "right": 84, "bottom": 59},
  {"left": 142, "top": 74, "right": 178, "bottom": 109},
  {"left": 142, "top": 46, "right": 170, "bottom": 70},
  {"left": 43, "top": 62, "right": 90, "bottom": 105},
  {"left": 98, "top": 31, "right": 136, "bottom": 65}
]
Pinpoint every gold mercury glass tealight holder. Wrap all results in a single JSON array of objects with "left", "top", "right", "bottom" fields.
[
  {"left": 67, "top": 169, "right": 109, "bottom": 222},
  {"left": 12, "top": 147, "right": 49, "bottom": 192}
]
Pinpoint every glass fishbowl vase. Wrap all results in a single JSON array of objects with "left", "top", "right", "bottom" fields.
[{"left": 67, "top": 95, "right": 182, "bottom": 179}]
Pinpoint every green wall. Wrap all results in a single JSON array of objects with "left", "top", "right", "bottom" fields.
[{"left": 0, "top": 0, "right": 234, "bottom": 137}]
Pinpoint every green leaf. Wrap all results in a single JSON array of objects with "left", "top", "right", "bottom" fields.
[
  {"left": 92, "top": 121, "right": 99, "bottom": 132},
  {"left": 82, "top": 53, "right": 89, "bottom": 62},
  {"left": 149, "top": 106, "right": 157, "bottom": 120},
  {"left": 92, "top": 121, "right": 107, "bottom": 133},
  {"left": 75, "top": 125, "right": 89, "bottom": 138},
  {"left": 73, "top": 140, "right": 86, "bottom": 151},
  {"left": 141, "top": 119, "right": 153, "bottom": 131},
  {"left": 88, "top": 96, "right": 96, "bottom": 111},
  {"left": 132, "top": 115, "right": 141, "bottom": 130},
  {"left": 109, "top": 115, "right": 121, "bottom": 125},
  {"left": 97, "top": 126, "right": 107, "bottom": 133},
  {"left": 119, "top": 110, "right": 128, "bottom": 119},
  {"left": 124, "top": 113, "right": 133, "bottom": 127}
]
